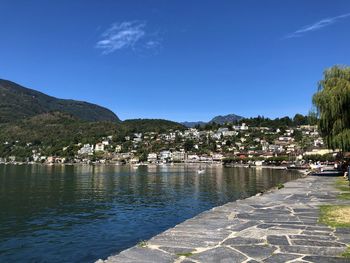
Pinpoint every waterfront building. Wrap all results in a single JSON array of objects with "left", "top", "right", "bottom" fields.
[
  {"left": 171, "top": 151, "right": 187, "bottom": 162},
  {"left": 95, "top": 143, "right": 105, "bottom": 152},
  {"left": 159, "top": 150, "right": 172, "bottom": 162},
  {"left": 147, "top": 153, "right": 158, "bottom": 163}
]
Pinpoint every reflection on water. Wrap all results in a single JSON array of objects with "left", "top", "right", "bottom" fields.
[{"left": 0, "top": 164, "right": 300, "bottom": 262}]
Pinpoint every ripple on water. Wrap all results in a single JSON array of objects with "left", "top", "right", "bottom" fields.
[{"left": 0, "top": 164, "right": 300, "bottom": 262}]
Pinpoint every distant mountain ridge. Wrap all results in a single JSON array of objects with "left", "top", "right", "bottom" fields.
[
  {"left": 181, "top": 114, "right": 243, "bottom": 127},
  {"left": 0, "top": 79, "right": 120, "bottom": 123},
  {"left": 180, "top": 121, "right": 207, "bottom": 128},
  {"left": 210, "top": 114, "right": 243, "bottom": 124}
]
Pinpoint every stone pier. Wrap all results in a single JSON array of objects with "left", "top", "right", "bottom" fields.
[{"left": 99, "top": 176, "right": 350, "bottom": 263}]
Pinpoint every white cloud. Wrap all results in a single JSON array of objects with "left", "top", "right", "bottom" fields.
[
  {"left": 285, "top": 13, "right": 350, "bottom": 38},
  {"left": 145, "top": 40, "right": 159, "bottom": 49},
  {"left": 96, "top": 21, "right": 160, "bottom": 55}
]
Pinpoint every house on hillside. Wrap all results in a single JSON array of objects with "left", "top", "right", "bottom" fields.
[
  {"left": 187, "top": 154, "right": 200, "bottom": 162},
  {"left": 172, "top": 151, "right": 187, "bottom": 162},
  {"left": 78, "top": 144, "right": 94, "bottom": 155},
  {"left": 147, "top": 153, "right": 158, "bottom": 163},
  {"left": 212, "top": 153, "right": 224, "bottom": 161},
  {"left": 159, "top": 150, "right": 172, "bottom": 163},
  {"left": 115, "top": 145, "right": 122, "bottom": 153},
  {"left": 95, "top": 143, "right": 105, "bottom": 152}
]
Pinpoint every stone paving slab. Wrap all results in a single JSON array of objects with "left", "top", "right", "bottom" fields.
[{"left": 98, "top": 175, "right": 350, "bottom": 263}]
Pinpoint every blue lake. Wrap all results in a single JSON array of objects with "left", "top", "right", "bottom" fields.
[{"left": 0, "top": 164, "right": 300, "bottom": 262}]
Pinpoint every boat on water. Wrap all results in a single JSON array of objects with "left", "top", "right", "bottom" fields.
[
  {"left": 132, "top": 163, "right": 141, "bottom": 169},
  {"left": 255, "top": 160, "right": 264, "bottom": 166},
  {"left": 197, "top": 169, "right": 205, "bottom": 174}
]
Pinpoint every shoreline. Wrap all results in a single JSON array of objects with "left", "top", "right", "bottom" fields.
[
  {"left": 97, "top": 169, "right": 310, "bottom": 263},
  {"left": 99, "top": 172, "right": 348, "bottom": 263},
  {"left": 0, "top": 161, "right": 302, "bottom": 170}
]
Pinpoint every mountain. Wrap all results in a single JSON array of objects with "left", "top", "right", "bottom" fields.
[
  {"left": 123, "top": 119, "right": 185, "bottom": 133},
  {"left": 180, "top": 121, "right": 207, "bottom": 128},
  {"left": 210, "top": 114, "right": 243, "bottom": 124},
  {"left": 181, "top": 114, "right": 243, "bottom": 127},
  {"left": 0, "top": 112, "right": 120, "bottom": 146},
  {"left": 0, "top": 113, "right": 185, "bottom": 155},
  {"left": 0, "top": 79, "right": 120, "bottom": 123}
]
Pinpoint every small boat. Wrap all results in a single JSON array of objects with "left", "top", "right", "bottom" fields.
[
  {"left": 197, "top": 169, "right": 205, "bottom": 174},
  {"left": 132, "top": 164, "right": 140, "bottom": 169},
  {"left": 255, "top": 161, "right": 264, "bottom": 166}
]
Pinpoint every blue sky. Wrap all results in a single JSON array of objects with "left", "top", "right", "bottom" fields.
[{"left": 1, "top": 0, "right": 349, "bottom": 122}]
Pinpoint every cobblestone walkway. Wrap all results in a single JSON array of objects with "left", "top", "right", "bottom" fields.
[{"left": 99, "top": 175, "right": 350, "bottom": 263}]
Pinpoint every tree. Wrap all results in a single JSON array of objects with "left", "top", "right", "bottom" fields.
[
  {"left": 184, "top": 139, "right": 194, "bottom": 152},
  {"left": 293, "top": 114, "right": 308, "bottom": 126},
  {"left": 312, "top": 65, "right": 350, "bottom": 151},
  {"left": 307, "top": 110, "right": 318, "bottom": 126}
]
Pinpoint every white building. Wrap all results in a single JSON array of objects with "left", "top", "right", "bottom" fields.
[
  {"left": 102, "top": 140, "right": 109, "bottom": 146},
  {"left": 217, "top": 128, "right": 229, "bottom": 133},
  {"left": 172, "top": 151, "right": 186, "bottom": 162},
  {"left": 147, "top": 153, "right": 158, "bottom": 163},
  {"left": 78, "top": 144, "right": 94, "bottom": 155},
  {"left": 133, "top": 137, "right": 142, "bottom": 143},
  {"left": 159, "top": 150, "right": 172, "bottom": 162},
  {"left": 278, "top": 136, "right": 293, "bottom": 142},
  {"left": 212, "top": 132, "right": 222, "bottom": 140},
  {"left": 212, "top": 153, "right": 224, "bottom": 161},
  {"left": 95, "top": 143, "right": 105, "bottom": 152},
  {"left": 222, "top": 130, "right": 238, "bottom": 137},
  {"left": 187, "top": 154, "right": 200, "bottom": 162},
  {"left": 314, "top": 138, "right": 324, "bottom": 147},
  {"left": 115, "top": 145, "right": 122, "bottom": 153},
  {"left": 240, "top": 123, "right": 249, "bottom": 131},
  {"left": 130, "top": 157, "right": 140, "bottom": 164},
  {"left": 269, "top": 144, "right": 284, "bottom": 153}
]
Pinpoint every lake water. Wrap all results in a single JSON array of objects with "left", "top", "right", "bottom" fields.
[{"left": 0, "top": 164, "right": 300, "bottom": 262}]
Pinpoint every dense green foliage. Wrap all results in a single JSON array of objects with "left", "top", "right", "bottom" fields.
[
  {"left": 198, "top": 114, "right": 315, "bottom": 131},
  {"left": 0, "top": 79, "right": 119, "bottom": 123},
  {"left": 303, "top": 154, "right": 335, "bottom": 162},
  {"left": 0, "top": 112, "right": 120, "bottom": 144},
  {"left": 313, "top": 66, "right": 350, "bottom": 151},
  {"left": 236, "top": 114, "right": 316, "bottom": 128},
  {"left": 0, "top": 113, "right": 184, "bottom": 158},
  {"left": 122, "top": 119, "right": 185, "bottom": 133}
]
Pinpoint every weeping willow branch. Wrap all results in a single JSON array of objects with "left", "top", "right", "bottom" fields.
[{"left": 313, "top": 65, "right": 350, "bottom": 151}]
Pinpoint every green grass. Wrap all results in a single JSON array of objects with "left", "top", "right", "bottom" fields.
[
  {"left": 321, "top": 181, "right": 350, "bottom": 258},
  {"left": 335, "top": 178, "right": 350, "bottom": 192},
  {"left": 276, "top": 183, "right": 284, "bottom": 189},
  {"left": 176, "top": 252, "right": 193, "bottom": 257},
  {"left": 319, "top": 205, "right": 350, "bottom": 228},
  {"left": 342, "top": 246, "right": 350, "bottom": 258},
  {"left": 137, "top": 240, "right": 148, "bottom": 248},
  {"left": 338, "top": 193, "right": 350, "bottom": 200},
  {"left": 335, "top": 178, "right": 350, "bottom": 199}
]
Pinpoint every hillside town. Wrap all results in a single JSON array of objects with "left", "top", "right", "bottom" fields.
[{"left": 0, "top": 122, "right": 334, "bottom": 166}]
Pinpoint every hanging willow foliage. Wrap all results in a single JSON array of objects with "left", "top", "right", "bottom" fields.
[{"left": 312, "top": 65, "right": 350, "bottom": 151}]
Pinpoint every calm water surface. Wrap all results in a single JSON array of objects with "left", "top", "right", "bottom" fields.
[{"left": 0, "top": 164, "right": 300, "bottom": 262}]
